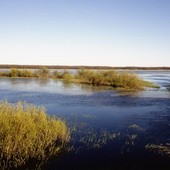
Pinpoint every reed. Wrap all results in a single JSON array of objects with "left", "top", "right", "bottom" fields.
[
  {"left": 0, "top": 101, "right": 70, "bottom": 169},
  {"left": 0, "top": 68, "right": 159, "bottom": 90},
  {"left": 34, "top": 67, "right": 50, "bottom": 78},
  {"left": 75, "top": 70, "right": 158, "bottom": 90}
]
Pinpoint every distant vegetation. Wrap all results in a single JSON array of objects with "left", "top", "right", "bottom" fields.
[
  {"left": 0, "top": 101, "right": 70, "bottom": 169},
  {"left": 74, "top": 70, "right": 159, "bottom": 90},
  {"left": 145, "top": 144, "right": 170, "bottom": 157},
  {"left": 0, "top": 68, "right": 159, "bottom": 91},
  {"left": 0, "top": 64, "right": 170, "bottom": 70},
  {"left": 1, "top": 68, "right": 34, "bottom": 77}
]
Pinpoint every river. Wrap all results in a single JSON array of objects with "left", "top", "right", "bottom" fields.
[{"left": 0, "top": 70, "right": 170, "bottom": 169}]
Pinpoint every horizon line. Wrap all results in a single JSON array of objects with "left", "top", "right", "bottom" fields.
[{"left": 0, "top": 64, "right": 170, "bottom": 70}]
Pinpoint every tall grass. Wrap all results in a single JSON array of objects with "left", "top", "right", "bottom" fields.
[
  {"left": 1, "top": 68, "right": 33, "bottom": 77},
  {"left": 34, "top": 67, "right": 50, "bottom": 78},
  {"left": 53, "top": 70, "right": 73, "bottom": 81},
  {"left": 0, "top": 101, "right": 70, "bottom": 169},
  {"left": 145, "top": 144, "right": 170, "bottom": 157},
  {"left": 75, "top": 70, "right": 158, "bottom": 90},
  {"left": 0, "top": 68, "right": 159, "bottom": 90}
]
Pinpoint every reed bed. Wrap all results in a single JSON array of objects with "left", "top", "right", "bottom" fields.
[
  {"left": 0, "top": 101, "right": 70, "bottom": 169},
  {"left": 0, "top": 68, "right": 159, "bottom": 91}
]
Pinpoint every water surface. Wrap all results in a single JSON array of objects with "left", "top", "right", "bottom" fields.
[{"left": 0, "top": 71, "right": 170, "bottom": 169}]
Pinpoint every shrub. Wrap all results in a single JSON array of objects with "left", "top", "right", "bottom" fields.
[{"left": 0, "top": 101, "right": 70, "bottom": 169}]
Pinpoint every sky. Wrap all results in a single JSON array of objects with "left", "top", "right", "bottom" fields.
[{"left": 0, "top": 0, "right": 170, "bottom": 67}]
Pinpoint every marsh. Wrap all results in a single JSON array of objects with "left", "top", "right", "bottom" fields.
[{"left": 0, "top": 70, "right": 170, "bottom": 169}]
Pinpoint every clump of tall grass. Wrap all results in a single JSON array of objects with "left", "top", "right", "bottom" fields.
[
  {"left": 0, "top": 68, "right": 33, "bottom": 78},
  {"left": 19, "top": 69, "right": 34, "bottom": 77},
  {"left": 0, "top": 101, "right": 70, "bottom": 169},
  {"left": 53, "top": 70, "right": 73, "bottom": 81},
  {"left": 76, "top": 70, "right": 105, "bottom": 86},
  {"left": 53, "top": 70, "right": 60, "bottom": 78},
  {"left": 34, "top": 67, "right": 50, "bottom": 78},
  {"left": 7, "top": 68, "right": 21, "bottom": 77},
  {"left": 75, "top": 69, "right": 158, "bottom": 90},
  {"left": 145, "top": 144, "right": 170, "bottom": 157}
]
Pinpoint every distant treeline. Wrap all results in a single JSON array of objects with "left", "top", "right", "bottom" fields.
[{"left": 0, "top": 64, "right": 170, "bottom": 70}]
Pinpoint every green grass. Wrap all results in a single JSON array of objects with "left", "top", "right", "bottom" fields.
[
  {"left": 0, "top": 68, "right": 159, "bottom": 91},
  {"left": 0, "top": 101, "right": 70, "bottom": 169}
]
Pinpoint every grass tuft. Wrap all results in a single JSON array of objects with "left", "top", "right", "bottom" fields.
[{"left": 0, "top": 101, "right": 70, "bottom": 169}]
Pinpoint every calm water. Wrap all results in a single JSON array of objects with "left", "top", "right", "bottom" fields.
[{"left": 0, "top": 71, "right": 170, "bottom": 170}]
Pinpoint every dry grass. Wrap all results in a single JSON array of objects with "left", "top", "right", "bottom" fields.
[
  {"left": 0, "top": 101, "right": 70, "bottom": 169},
  {"left": 145, "top": 144, "right": 170, "bottom": 157},
  {"left": 0, "top": 68, "right": 159, "bottom": 91},
  {"left": 75, "top": 70, "right": 158, "bottom": 90}
]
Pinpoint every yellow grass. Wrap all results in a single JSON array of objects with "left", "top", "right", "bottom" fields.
[
  {"left": 0, "top": 68, "right": 159, "bottom": 91},
  {"left": 0, "top": 101, "right": 70, "bottom": 169}
]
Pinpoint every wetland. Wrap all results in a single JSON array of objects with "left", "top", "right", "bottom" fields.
[{"left": 0, "top": 69, "right": 170, "bottom": 169}]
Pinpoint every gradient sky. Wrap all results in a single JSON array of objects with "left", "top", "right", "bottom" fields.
[{"left": 0, "top": 0, "right": 170, "bottom": 66}]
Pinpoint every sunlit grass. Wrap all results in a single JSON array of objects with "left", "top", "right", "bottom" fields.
[
  {"left": 129, "top": 124, "right": 145, "bottom": 131},
  {"left": 145, "top": 144, "right": 170, "bottom": 157},
  {"left": 0, "top": 101, "right": 70, "bottom": 169},
  {"left": 0, "top": 68, "right": 159, "bottom": 91},
  {"left": 34, "top": 67, "right": 50, "bottom": 78},
  {"left": 1, "top": 68, "right": 33, "bottom": 77},
  {"left": 74, "top": 69, "right": 159, "bottom": 90}
]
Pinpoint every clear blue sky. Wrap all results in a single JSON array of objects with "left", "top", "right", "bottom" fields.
[{"left": 0, "top": 0, "right": 170, "bottom": 66}]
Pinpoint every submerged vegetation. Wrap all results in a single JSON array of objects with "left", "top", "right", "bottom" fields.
[
  {"left": 145, "top": 144, "right": 170, "bottom": 157},
  {"left": 0, "top": 67, "right": 159, "bottom": 91},
  {"left": 0, "top": 101, "right": 70, "bottom": 169}
]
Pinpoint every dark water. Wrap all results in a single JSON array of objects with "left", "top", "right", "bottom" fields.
[{"left": 0, "top": 71, "right": 170, "bottom": 170}]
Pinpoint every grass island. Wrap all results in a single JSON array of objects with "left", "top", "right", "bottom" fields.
[{"left": 0, "top": 67, "right": 159, "bottom": 91}]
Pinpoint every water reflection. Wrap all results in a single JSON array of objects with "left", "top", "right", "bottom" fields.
[{"left": 37, "top": 78, "right": 49, "bottom": 86}]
